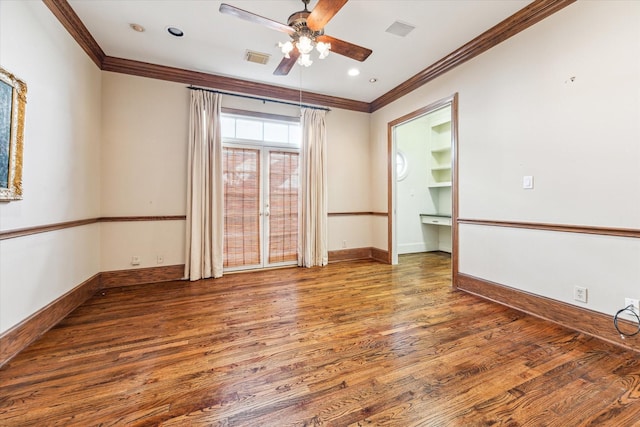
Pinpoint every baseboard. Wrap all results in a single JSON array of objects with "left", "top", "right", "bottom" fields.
[
  {"left": 0, "top": 273, "right": 101, "bottom": 368},
  {"left": 456, "top": 273, "right": 640, "bottom": 354},
  {"left": 328, "top": 247, "right": 372, "bottom": 262},
  {"left": 371, "top": 247, "right": 390, "bottom": 263},
  {"left": 101, "top": 264, "right": 185, "bottom": 288},
  {"left": 397, "top": 243, "right": 432, "bottom": 254}
]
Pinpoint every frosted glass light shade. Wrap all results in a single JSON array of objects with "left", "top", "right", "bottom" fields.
[
  {"left": 297, "top": 53, "right": 313, "bottom": 67},
  {"left": 279, "top": 41, "right": 294, "bottom": 58},
  {"left": 296, "top": 36, "right": 314, "bottom": 54},
  {"left": 316, "top": 42, "right": 330, "bottom": 59}
]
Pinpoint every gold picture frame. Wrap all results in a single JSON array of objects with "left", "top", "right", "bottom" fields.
[{"left": 0, "top": 66, "right": 27, "bottom": 201}]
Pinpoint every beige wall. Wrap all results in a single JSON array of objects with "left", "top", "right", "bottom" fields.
[
  {"left": 0, "top": 2, "right": 102, "bottom": 334},
  {"left": 100, "top": 74, "right": 187, "bottom": 271},
  {"left": 326, "top": 108, "right": 372, "bottom": 251},
  {"left": 100, "top": 72, "right": 372, "bottom": 271},
  {"left": 370, "top": 1, "right": 640, "bottom": 316}
]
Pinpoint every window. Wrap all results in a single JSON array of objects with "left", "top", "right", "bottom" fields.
[
  {"left": 221, "top": 114, "right": 300, "bottom": 147},
  {"left": 396, "top": 150, "right": 408, "bottom": 181}
]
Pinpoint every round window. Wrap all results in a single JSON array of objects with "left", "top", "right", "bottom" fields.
[{"left": 396, "top": 151, "right": 408, "bottom": 181}]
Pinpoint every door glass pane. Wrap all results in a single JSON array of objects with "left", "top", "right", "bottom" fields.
[
  {"left": 223, "top": 147, "right": 261, "bottom": 267},
  {"left": 268, "top": 151, "right": 299, "bottom": 264}
]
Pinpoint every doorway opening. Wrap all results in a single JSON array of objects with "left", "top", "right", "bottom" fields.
[
  {"left": 221, "top": 112, "right": 301, "bottom": 271},
  {"left": 388, "top": 94, "right": 458, "bottom": 284}
]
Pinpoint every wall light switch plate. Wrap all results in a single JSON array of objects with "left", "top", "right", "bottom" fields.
[{"left": 523, "top": 175, "right": 534, "bottom": 189}]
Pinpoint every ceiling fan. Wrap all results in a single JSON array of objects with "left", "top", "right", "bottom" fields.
[{"left": 219, "top": 0, "right": 373, "bottom": 76}]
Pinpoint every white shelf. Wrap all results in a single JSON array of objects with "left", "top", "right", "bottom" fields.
[
  {"left": 431, "top": 165, "right": 451, "bottom": 171},
  {"left": 428, "top": 182, "right": 452, "bottom": 188},
  {"left": 421, "top": 215, "right": 452, "bottom": 226},
  {"left": 430, "top": 146, "right": 450, "bottom": 154}
]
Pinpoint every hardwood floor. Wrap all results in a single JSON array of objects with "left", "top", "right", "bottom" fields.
[{"left": 1, "top": 253, "right": 639, "bottom": 426}]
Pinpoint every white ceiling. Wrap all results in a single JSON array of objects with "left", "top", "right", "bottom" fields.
[{"left": 68, "top": 0, "right": 532, "bottom": 103}]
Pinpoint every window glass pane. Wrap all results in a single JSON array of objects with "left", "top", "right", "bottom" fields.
[
  {"left": 236, "top": 119, "right": 263, "bottom": 141},
  {"left": 221, "top": 116, "right": 236, "bottom": 139},
  {"left": 289, "top": 125, "right": 301, "bottom": 146},
  {"left": 396, "top": 151, "right": 408, "bottom": 181},
  {"left": 221, "top": 114, "right": 301, "bottom": 147},
  {"left": 264, "top": 122, "right": 289, "bottom": 143}
]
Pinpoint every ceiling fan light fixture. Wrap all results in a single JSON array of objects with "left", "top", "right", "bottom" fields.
[
  {"left": 220, "top": 0, "right": 370, "bottom": 75},
  {"left": 298, "top": 53, "right": 313, "bottom": 67},
  {"left": 296, "top": 35, "right": 314, "bottom": 55},
  {"left": 279, "top": 41, "right": 294, "bottom": 58},
  {"left": 281, "top": 31, "right": 331, "bottom": 67},
  {"left": 316, "top": 41, "right": 330, "bottom": 59}
]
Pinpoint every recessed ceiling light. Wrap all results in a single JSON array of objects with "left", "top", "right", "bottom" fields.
[
  {"left": 129, "top": 23, "right": 145, "bottom": 32},
  {"left": 369, "top": 78, "right": 378, "bottom": 83},
  {"left": 348, "top": 68, "right": 360, "bottom": 77},
  {"left": 167, "top": 27, "right": 184, "bottom": 37}
]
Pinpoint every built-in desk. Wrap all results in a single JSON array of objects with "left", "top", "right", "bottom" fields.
[{"left": 420, "top": 214, "right": 452, "bottom": 226}]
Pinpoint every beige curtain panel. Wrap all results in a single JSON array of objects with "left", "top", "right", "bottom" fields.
[
  {"left": 184, "top": 90, "right": 224, "bottom": 281},
  {"left": 298, "top": 108, "right": 328, "bottom": 268}
]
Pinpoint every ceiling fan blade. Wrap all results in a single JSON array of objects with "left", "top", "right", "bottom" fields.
[
  {"left": 274, "top": 50, "right": 301, "bottom": 76},
  {"left": 219, "top": 3, "right": 294, "bottom": 35},
  {"left": 317, "top": 35, "right": 372, "bottom": 62},
  {"left": 307, "top": 0, "right": 348, "bottom": 31}
]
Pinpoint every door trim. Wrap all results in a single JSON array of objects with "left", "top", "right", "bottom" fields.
[{"left": 387, "top": 93, "right": 459, "bottom": 287}]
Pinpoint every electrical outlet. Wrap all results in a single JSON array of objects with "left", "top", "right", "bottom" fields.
[
  {"left": 573, "top": 286, "right": 587, "bottom": 303},
  {"left": 157, "top": 255, "right": 164, "bottom": 264},
  {"left": 131, "top": 256, "right": 140, "bottom": 266},
  {"left": 342, "top": 240, "right": 347, "bottom": 249},
  {"left": 624, "top": 298, "right": 640, "bottom": 314}
]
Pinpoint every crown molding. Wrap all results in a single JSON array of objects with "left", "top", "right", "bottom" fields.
[
  {"left": 101, "top": 56, "right": 370, "bottom": 112},
  {"left": 42, "top": 0, "right": 105, "bottom": 68},
  {"left": 43, "top": 0, "right": 574, "bottom": 113}
]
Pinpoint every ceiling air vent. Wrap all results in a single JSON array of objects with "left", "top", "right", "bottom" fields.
[
  {"left": 385, "top": 21, "right": 415, "bottom": 37},
  {"left": 245, "top": 50, "right": 271, "bottom": 65}
]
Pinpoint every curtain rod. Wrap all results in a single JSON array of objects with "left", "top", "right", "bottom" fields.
[{"left": 187, "top": 86, "right": 330, "bottom": 111}]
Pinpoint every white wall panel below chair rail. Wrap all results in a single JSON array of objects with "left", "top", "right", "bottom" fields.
[
  {"left": 458, "top": 223, "right": 640, "bottom": 318},
  {"left": 0, "top": 225, "right": 101, "bottom": 335},
  {"left": 100, "top": 221, "right": 186, "bottom": 272}
]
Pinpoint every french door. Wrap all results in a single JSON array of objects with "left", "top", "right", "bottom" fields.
[{"left": 222, "top": 145, "right": 299, "bottom": 270}]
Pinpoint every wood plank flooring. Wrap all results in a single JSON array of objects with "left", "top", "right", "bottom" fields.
[{"left": 1, "top": 253, "right": 640, "bottom": 426}]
